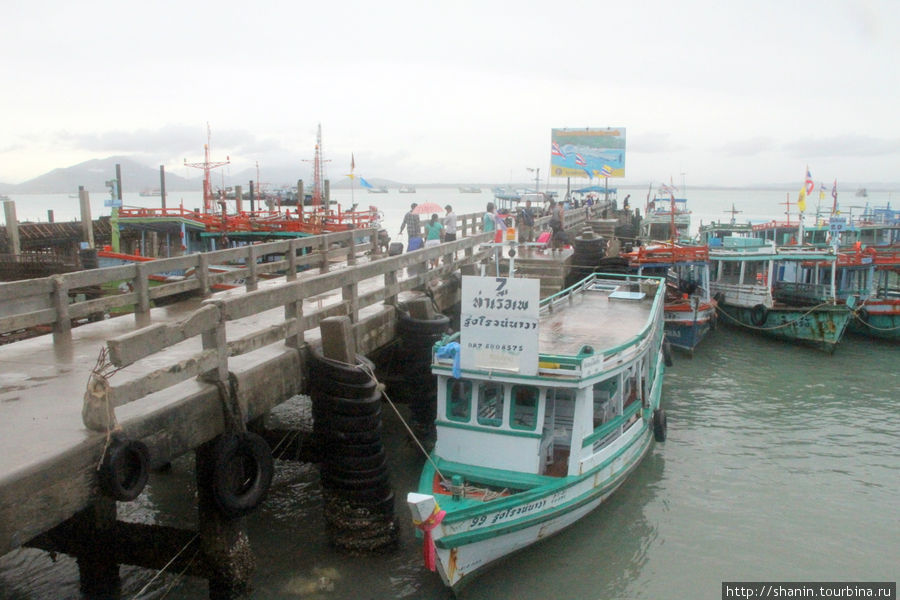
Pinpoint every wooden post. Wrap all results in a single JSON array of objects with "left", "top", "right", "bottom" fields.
[
  {"left": 284, "top": 288, "right": 303, "bottom": 349},
  {"left": 79, "top": 188, "right": 94, "bottom": 248},
  {"left": 320, "top": 315, "right": 355, "bottom": 364},
  {"left": 384, "top": 269, "right": 398, "bottom": 307},
  {"left": 51, "top": 275, "right": 71, "bottom": 344},
  {"left": 246, "top": 245, "right": 258, "bottom": 292},
  {"left": 3, "top": 200, "right": 20, "bottom": 254},
  {"left": 249, "top": 180, "right": 255, "bottom": 213},
  {"left": 234, "top": 184, "right": 242, "bottom": 214},
  {"left": 296, "top": 179, "right": 303, "bottom": 208},
  {"left": 160, "top": 165, "right": 167, "bottom": 209},
  {"left": 73, "top": 499, "right": 121, "bottom": 597},
  {"left": 195, "top": 440, "right": 254, "bottom": 600},
  {"left": 47, "top": 209, "right": 54, "bottom": 223},
  {"left": 405, "top": 297, "right": 435, "bottom": 320}
]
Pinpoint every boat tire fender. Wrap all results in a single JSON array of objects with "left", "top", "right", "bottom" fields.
[
  {"left": 99, "top": 437, "right": 150, "bottom": 502},
  {"left": 857, "top": 307, "right": 870, "bottom": 323},
  {"left": 750, "top": 304, "right": 768, "bottom": 327},
  {"left": 652, "top": 408, "right": 668, "bottom": 442},
  {"left": 210, "top": 432, "right": 274, "bottom": 519}
]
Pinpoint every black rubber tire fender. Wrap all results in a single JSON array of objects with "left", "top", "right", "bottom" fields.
[
  {"left": 397, "top": 311, "right": 451, "bottom": 336},
  {"left": 322, "top": 461, "right": 389, "bottom": 482},
  {"left": 653, "top": 408, "right": 668, "bottom": 442},
  {"left": 663, "top": 341, "right": 674, "bottom": 367},
  {"left": 321, "top": 469, "right": 391, "bottom": 491},
  {"left": 316, "top": 389, "right": 383, "bottom": 416},
  {"left": 326, "top": 447, "right": 387, "bottom": 471},
  {"left": 309, "top": 351, "right": 376, "bottom": 385},
  {"left": 857, "top": 307, "right": 870, "bottom": 323},
  {"left": 318, "top": 411, "right": 383, "bottom": 434},
  {"left": 322, "top": 425, "right": 383, "bottom": 445},
  {"left": 99, "top": 437, "right": 150, "bottom": 502},
  {"left": 324, "top": 440, "right": 385, "bottom": 458},
  {"left": 210, "top": 432, "right": 274, "bottom": 519},
  {"left": 309, "top": 376, "right": 377, "bottom": 400},
  {"left": 750, "top": 304, "right": 768, "bottom": 327}
]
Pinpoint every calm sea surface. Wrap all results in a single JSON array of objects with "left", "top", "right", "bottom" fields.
[{"left": 1, "top": 187, "right": 898, "bottom": 599}]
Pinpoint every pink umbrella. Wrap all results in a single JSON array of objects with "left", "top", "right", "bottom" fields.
[{"left": 412, "top": 202, "right": 443, "bottom": 216}]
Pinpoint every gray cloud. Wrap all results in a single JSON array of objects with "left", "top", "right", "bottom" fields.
[{"left": 782, "top": 135, "right": 900, "bottom": 158}]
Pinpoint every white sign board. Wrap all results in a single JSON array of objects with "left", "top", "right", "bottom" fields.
[{"left": 460, "top": 275, "right": 540, "bottom": 375}]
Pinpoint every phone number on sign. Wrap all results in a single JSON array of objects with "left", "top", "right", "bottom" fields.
[{"left": 467, "top": 342, "right": 524, "bottom": 353}]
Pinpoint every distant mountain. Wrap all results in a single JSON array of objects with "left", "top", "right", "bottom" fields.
[{"left": 7, "top": 157, "right": 196, "bottom": 194}]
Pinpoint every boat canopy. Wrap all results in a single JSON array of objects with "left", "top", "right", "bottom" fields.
[{"left": 574, "top": 186, "right": 617, "bottom": 194}]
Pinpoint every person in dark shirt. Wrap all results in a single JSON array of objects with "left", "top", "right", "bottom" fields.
[{"left": 399, "top": 203, "right": 421, "bottom": 243}]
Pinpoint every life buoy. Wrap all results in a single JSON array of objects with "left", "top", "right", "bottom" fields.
[
  {"left": 209, "top": 432, "right": 273, "bottom": 519},
  {"left": 750, "top": 304, "right": 768, "bottom": 327},
  {"left": 652, "top": 408, "right": 667, "bottom": 442},
  {"left": 99, "top": 437, "right": 150, "bottom": 501}
]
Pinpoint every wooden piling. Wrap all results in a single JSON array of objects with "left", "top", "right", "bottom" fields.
[
  {"left": 160, "top": 165, "right": 167, "bottom": 209},
  {"left": 78, "top": 188, "right": 94, "bottom": 248},
  {"left": 3, "top": 200, "right": 20, "bottom": 254}
]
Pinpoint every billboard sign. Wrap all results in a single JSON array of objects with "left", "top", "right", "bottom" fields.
[{"left": 550, "top": 128, "right": 626, "bottom": 179}]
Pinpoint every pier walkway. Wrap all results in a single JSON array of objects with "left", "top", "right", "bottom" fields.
[{"left": 0, "top": 206, "right": 592, "bottom": 585}]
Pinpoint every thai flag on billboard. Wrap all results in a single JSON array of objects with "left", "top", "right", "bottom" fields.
[
  {"left": 574, "top": 153, "right": 586, "bottom": 166},
  {"left": 551, "top": 142, "right": 565, "bottom": 157}
]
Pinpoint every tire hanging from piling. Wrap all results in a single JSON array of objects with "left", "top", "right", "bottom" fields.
[
  {"left": 309, "top": 349, "right": 399, "bottom": 554},
  {"left": 395, "top": 310, "right": 451, "bottom": 440}
]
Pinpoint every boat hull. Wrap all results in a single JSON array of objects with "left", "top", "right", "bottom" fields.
[
  {"left": 717, "top": 303, "right": 851, "bottom": 352},
  {"left": 663, "top": 301, "right": 715, "bottom": 353},
  {"left": 414, "top": 422, "right": 654, "bottom": 592},
  {"left": 848, "top": 299, "right": 900, "bottom": 341}
]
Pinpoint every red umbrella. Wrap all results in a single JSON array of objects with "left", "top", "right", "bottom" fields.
[{"left": 411, "top": 202, "right": 443, "bottom": 216}]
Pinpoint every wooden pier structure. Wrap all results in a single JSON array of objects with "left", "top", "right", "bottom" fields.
[{"left": 0, "top": 206, "right": 595, "bottom": 596}]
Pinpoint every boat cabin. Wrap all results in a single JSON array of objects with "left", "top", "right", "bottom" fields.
[{"left": 430, "top": 276, "right": 664, "bottom": 484}]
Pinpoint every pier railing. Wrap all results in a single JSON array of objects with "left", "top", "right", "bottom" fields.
[
  {"left": 87, "top": 231, "right": 494, "bottom": 431},
  {"left": 0, "top": 206, "right": 590, "bottom": 344}
]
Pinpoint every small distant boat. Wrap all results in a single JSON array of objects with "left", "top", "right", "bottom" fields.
[
  {"left": 856, "top": 188, "right": 868, "bottom": 198},
  {"left": 459, "top": 186, "right": 481, "bottom": 193},
  {"left": 407, "top": 271, "right": 668, "bottom": 592},
  {"left": 399, "top": 185, "right": 417, "bottom": 193},
  {"left": 140, "top": 188, "right": 161, "bottom": 197}
]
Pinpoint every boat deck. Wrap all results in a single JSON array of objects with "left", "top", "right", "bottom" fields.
[{"left": 538, "top": 281, "right": 656, "bottom": 357}]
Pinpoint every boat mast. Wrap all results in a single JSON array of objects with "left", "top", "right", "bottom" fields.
[{"left": 184, "top": 123, "right": 230, "bottom": 214}]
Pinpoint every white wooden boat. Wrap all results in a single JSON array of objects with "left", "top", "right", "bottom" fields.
[{"left": 407, "top": 271, "right": 668, "bottom": 592}]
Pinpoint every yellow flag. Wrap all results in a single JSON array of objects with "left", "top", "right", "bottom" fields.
[{"left": 797, "top": 186, "right": 807, "bottom": 213}]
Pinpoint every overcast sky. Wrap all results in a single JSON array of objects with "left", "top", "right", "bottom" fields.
[{"left": 2, "top": 0, "right": 898, "bottom": 187}]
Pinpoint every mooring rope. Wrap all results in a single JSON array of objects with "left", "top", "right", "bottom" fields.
[
  {"left": 714, "top": 301, "right": 834, "bottom": 331},
  {"left": 350, "top": 361, "right": 448, "bottom": 485},
  {"left": 129, "top": 533, "right": 199, "bottom": 599}
]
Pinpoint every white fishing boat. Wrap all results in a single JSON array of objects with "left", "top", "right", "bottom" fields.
[
  {"left": 407, "top": 268, "right": 668, "bottom": 592},
  {"left": 640, "top": 183, "right": 691, "bottom": 243}
]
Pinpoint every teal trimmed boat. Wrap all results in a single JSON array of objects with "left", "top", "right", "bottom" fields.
[
  {"left": 709, "top": 238, "right": 852, "bottom": 352},
  {"left": 407, "top": 272, "right": 668, "bottom": 592}
]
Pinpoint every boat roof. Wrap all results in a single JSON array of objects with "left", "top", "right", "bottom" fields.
[{"left": 537, "top": 278, "right": 660, "bottom": 357}]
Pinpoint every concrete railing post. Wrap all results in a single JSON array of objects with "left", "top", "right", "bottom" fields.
[
  {"left": 286, "top": 239, "right": 298, "bottom": 282},
  {"left": 246, "top": 245, "right": 258, "bottom": 292},
  {"left": 133, "top": 263, "right": 151, "bottom": 324},
  {"left": 197, "top": 252, "right": 211, "bottom": 297},
  {"left": 51, "top": 275, "right": 71, "bottom": 344}
]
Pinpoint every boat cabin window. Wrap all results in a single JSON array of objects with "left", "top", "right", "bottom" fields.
[
  {"left": 719, "top": 261, "right": 742, "bottom": 284},
  {"left": 592, "top": 378, "right": 618, "bottom": 428},
  {"left": 510, "top": 385, "right": 539, "bottom": 431},
  {"left": 446, "top": 379, "right": 472, "bottom": 422},
  {"left": 477, "top": 381, "right": 504, "bottom": 427}
]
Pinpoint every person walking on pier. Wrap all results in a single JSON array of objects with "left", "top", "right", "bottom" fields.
[
  {"left": 399, "top": 203, "right": 422, "bottom": 250},
  {"left": 482, "top": 202, "right": 497, "bottom": 235},
  {"left": 423, "top": 213, "right": 444, "bottom": 268},
  {"left": 517, "top": 199, "right": 535, "bottom": 243},
  {"left": 443, "top": 205, "right": 457, "bottom": 242}
]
